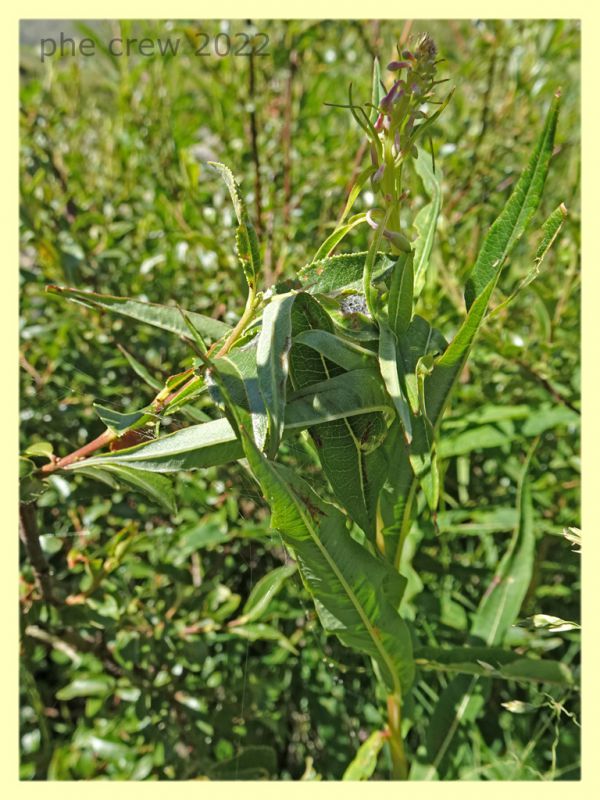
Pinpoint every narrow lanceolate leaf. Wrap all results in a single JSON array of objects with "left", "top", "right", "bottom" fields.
[
  {"left": 370, "top": 56, "right": 384, "bottom": 123},
  {"left": 414, "top": 646, "right": 574, "bottom": 687},
  {"left": 489, "top": 202, "right": 568, "bottom": 319},
  {"left": 343, "top": 730, "right": 387, "bottom": 780},
  {"left": 464, "top": 91, "right": 561, "bottom": 309},
  {"left": 233, "top": 563, "right": 298, "bottom": 625},
  {"left": 426, "top": 278, "right": 496, "bottom": 425},
  {"left": 422, "top": 444, "right": 539, "bottom": 778},
  {"left": 290, "top": 294, "right": 389, "bottom": 540},
  {"left": 534, "top": 202, "right": 567, "bottom": 262},
  {"left": 397, "top": 315, "right": 448, "bottom": 415},
  {"left": 75, "top": 464, "right": 176, "bottom": 513},
  {"left": 235, "top": 224, "right": 261, "bottom": 289},
  {"left": 118, "top": 345, "right": 163, "bottom": 391},
  {"left": 364, "top": 206, "right": 394, "bottom": 316},
  {"left": 412, "top": 149, "right": 442, "bottom": 300},
  {"left": 313, "top": 213, "right": 368, "bottom": 262},
  {"left": 293, "top": 329, "right": 376, "bottom": 372},
  {"left": 62, "top": 373, "right": 395, "bottom": 475},
  {"left": 380, "top": 317, "right": 448, "bottom": 561},
  {"left": 379, "top": 437, "right": 414, "bottom": 563},
  {"left": 210, "top": 345, "right": 268, "bottom": 450},
  {"left": 424, "top": 96, "right": 561, "bottom": 436},
  {"left": 387, "top": 251, "right": 414, "bottom": 339},
  {"left": 209, "top": 161, "right": 261, "bottom": 288},
  {"left": 228, "top": 623, "right": 298, "bottom": 654},
  {"left": 179, "top": 307, "right": 208, "bottom": 354},
  {"left": 339, "top": 170, "right": 375, "bottom": 227},
  {"left": 422, "top": 674, "right": 481, "bottom": 779},
  {"left": 382, "top": 318, "right": 446, "bottom": 517},
  {"left": 46, "top": 285, "right": 231, "bottom": 340},
  {"left": 407, "top": 375, "right": 440, "bottom": 515},
  {"left": 70, "top": 417, "right": 243, "bottom": 473},
  {"left": 256, "top": 293, "right": 297, "bottom": 455},
  {"left": 298, "top": 252, "right": 394, "bottom": 295},
  {"left": 471, "top": 442, "right": 537, "bottom": 645},
  {"left": 93, "top": 403, "right": 150, "bottom": 435},
  {"left": 207, "top": 161, "right": 247, "bottom": 222},
  {"left": 286, "top": 369, "right": 392, "bottom": 429},
  {"left": 236, "top": 426, "right": 414, "bottom": 695},
  {"left": 378, "top": 324, "right": 412, "bottom": 443},
  {"left": 161, "top": 376, "right": 209, "bottom": 419}
]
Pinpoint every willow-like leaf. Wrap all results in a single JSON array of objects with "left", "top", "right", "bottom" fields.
[
  {"left": 256, "top": 292, "right": 297, "bottom": 455},
  {"left": 209, "top": 161, "right": 261, "bottom": 288},
  {"left": 387, "top": 251, "right": 414, "bottom": 339},
  {"left": 414, "top": 646, "right": 574, "bottom": 687},
  {"left": 65, "top": 366, "right": 394, "bottom": 474},
  {"left": 298, "top": 252, "right": 394, "bottom": 295},
  {"left": 471, "top": 442, "right": 537, "bottom": 645},
  {"left": 419, "top": 443, "right": 539, "bottom": 779},
  {"left": 412, "top": 150, "right": 442, "bottom": 300},
  {"left": 76, "top": 464, "right": 176, "bottom": 514},
  {"left": 46, "top": 285, "right": 231, "bottom": 341},
  {"left": 338, "top": 170, "right": 376, "bottom": 227},
  {"left": 93, "top": 404, "right": 151, "bottom": 435},
  {"left": 312, "top": 213, "right": 368, "bottom": 262},
  {"left": 209, "top": 345, "right": 268, "bottom": 450},
  {"left": 236, "top": 426, "right": 414, "bottom": 695},
  {"left": 464, "top": 91, "right": 561, "bottom": 308},
  {"left": 378, "top": 323, "right": 412, "bottom": 443},
  {"left": 293, "top": 329, "right": 376, "bottom": 372},
  {"left": 489, "top": 202, "right": 567, "bottom": 319},
  {"left": 290, "top": 294, "right": 389, "bottom": 540}
]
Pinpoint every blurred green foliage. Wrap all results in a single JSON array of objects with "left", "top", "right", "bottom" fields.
[{"left": 20, "top": 19, "right": 580, "bottom": 780}]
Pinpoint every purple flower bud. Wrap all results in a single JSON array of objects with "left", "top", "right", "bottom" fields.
[
  {"left": 380, "top": 80, "right": 399, "bottom": 110},
  {"left": 402, "top": 50, "right": 414, "bottom": 60},
  {"left": 387, "top": 60, "right": 411, "bottom": 71}
]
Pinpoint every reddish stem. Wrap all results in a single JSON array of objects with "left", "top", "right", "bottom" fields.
[{"left": 40, "top": 429, "right": 115, "bottom": 474}]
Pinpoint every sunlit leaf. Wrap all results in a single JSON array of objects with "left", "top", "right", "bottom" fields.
[
  {"left": 343, "top": 730, "right": 387, "bottom": 780},
  {"left": 46, "top": 285, "right": 231, "bottom": 340}
]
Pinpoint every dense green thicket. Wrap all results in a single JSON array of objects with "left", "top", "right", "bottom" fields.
[{"left": 20, "top": 19, "right": 580, "bottom": 780}]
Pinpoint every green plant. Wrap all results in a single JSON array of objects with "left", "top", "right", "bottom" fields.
[{"left": 21, "top": 31, "right": 578, "bottom": 780}]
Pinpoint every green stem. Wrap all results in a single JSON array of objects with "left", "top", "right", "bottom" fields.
[
  {"left": 387, "top": 692, "right": 409, "bottom": 779},
  {"left": 364, "top": 206, "right": 393, "bottom": 317},
  {"left": 213, "top": 286, "right": 257, "bottom": 358},
  {"left": 394, "top": 479, "right": 417, "bottom": 570}
]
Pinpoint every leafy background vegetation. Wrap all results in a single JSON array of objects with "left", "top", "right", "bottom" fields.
[{"left": 20, "top": 19, "right": 580, "bottom": 780}]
